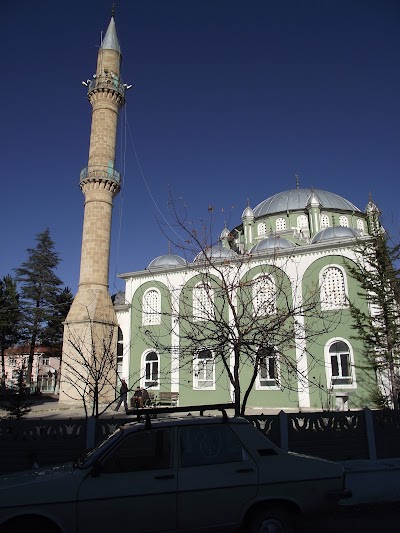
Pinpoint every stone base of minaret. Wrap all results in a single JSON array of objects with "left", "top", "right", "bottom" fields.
[{"left": 59, "top": 288, "right": 118, "bottom": 406}]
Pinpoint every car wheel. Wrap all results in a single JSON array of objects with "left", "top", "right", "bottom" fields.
[{"left": 247, "top": 505, "right": 295, "bottom": 533}]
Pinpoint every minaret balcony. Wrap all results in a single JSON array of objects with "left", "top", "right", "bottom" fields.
[
  {"left": 80, "top": 165, "right": 121, "bottom": 185},
  {"left": 87, "top": 76, "right": 126, "bottom": 100}
]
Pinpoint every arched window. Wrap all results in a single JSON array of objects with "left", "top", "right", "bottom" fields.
[
  {"left": 320, "top": 266, "right": 348, "bottom": 310},
  {"left": 321, "top": 214, "right": 329, "bottom": 228},
  {"left": 339, "top": 216, "right": 349, "bottom": 227},
  {"left": 257, "top": 346, "right": 279, "bottom": 388},
  {"left": 297, "top": 215, "right": 308, "bottom": 229},
  {"left": 258, "top": 222, "right": 267, "bottom": 236},
  {"left": 357, "top": 219, "right": 364, "bottom": 233},
  {"left": 143, "top": 351, "right": 159, "bottom": 389},
  {"left": 193, "top": 283, "right": 214, "bottom": 321},
  {"left": 276, "top": 218, "right": 286, "bottom": 231},
  {"left": 252, "top": 274, "right": 276, "bottom": 315},
  {"left": 142, "top": 289, "right": 161, "bottom": 325},
  {"left": 193, "top": 349, "right": 215, "bottom": 389},
  {"left": 325, "top": 340, "right": 354, "bottom": 387}
]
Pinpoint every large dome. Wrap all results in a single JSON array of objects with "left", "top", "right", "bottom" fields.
[{"left": 253, "top": 188, "right": 360, "bottom": 217}]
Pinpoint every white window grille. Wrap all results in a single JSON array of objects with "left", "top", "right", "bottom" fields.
[
  {"left": 193, "top": 349, "right": 215, "bottom": 389},
  {"left": 297, "top": 215, "right": 308, "bottom": 229},
  {"left": 257, "top": 346, "right": 279, "bottom": 388},
  {"left": 193, "top": 283, "right": 214, "bottom": 322},
  {"left": 142, "top": 289, "right": 161, "bottom": 325},
  {"left": 339, "top": 216, "right": 349, "bottom": 227},
  {"left": 357, "top": 219, "right": 364, "bottom": 233},
  {"left": 321, "top": 214, "right": 329, "bottom": 228},
  {"left": 276, "top": 218, "right": 286, "bottom": 231},
  {"left": 327, "top": 340, "right": 354, "bottom": 387},
  {"left": 252, "top": 275, "right": 276, "bottom": 315},
  {"left": 320, "top": 266, "right": 347, "bottom": 310},
  {"left": 258, "top": 222, "right": 267, "bottom": 236},
  {"left": 143, "top": 352, "right": 159, "bottom": 389}
]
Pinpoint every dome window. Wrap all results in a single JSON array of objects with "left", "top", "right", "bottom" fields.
[
  {"left": 297, "top": 215, "right": 309, "bottom": 229},
  {"left": 321, "top": 214, "right": 329, "bottom": 228},
  {"left": 339, "top": 216, "right": 349, "bottom": 227},
  {"left": 357, "top": 219, "right": 364, "bottom": 233},
  {"left": 276, "top": 217, "right": 286, "bottom": 231},
  {"left": 258, "top": 222, "right": 267, "bottom": 236}
]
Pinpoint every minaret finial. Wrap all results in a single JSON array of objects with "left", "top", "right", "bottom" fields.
[
  {"left": 111, "top": 4, "right": 115, "bottom": 18},
  {"left": 295, "top": 173, "right": 300, "bottom": 189}
]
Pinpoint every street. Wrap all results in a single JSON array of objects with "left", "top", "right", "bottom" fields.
[{"left": 300, "top": 503, "right": 400, "bottom": 532}]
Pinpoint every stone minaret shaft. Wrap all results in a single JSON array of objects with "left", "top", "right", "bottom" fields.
[{"left": 60, "top": 15, "right": 126, "bottom": 403}]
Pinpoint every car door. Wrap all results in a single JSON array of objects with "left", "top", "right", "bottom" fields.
[
  {"left": 77, "top": 428, "right": 177, "bottom": 533},
  {"left": 177, "top": 423, "right": 258, "bottom": 531}
]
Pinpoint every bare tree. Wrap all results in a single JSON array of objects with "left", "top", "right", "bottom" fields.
[
  {"left": 61, "top": 316, "right": 120, "bottom": 419},
  {"left": 133, "top": 198, "right": 343, "bottom": 416}
]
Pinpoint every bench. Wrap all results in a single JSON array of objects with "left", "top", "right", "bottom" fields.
[{"left": 157, "top": 392, "right": 179, "bottom": 407}]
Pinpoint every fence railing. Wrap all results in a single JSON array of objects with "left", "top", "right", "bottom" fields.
[{"left": 1, "top": 408, "right": 399, "bottom": 474}]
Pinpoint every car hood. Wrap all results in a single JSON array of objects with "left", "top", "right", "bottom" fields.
[{"left": 0, "top": 462, "right": 83, "bottom": 508}]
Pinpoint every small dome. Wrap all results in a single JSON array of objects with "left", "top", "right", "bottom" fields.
[
  {"left": 194, "top": 244, "right": 237, "bottom": 262},
  {"left": 147, "top": 253, "right": 186, "bottom": 269},
  {"left": 312, "top": 226, "right": 360, "bottom": 244},
  {"left": 220, "top": 227, "right": 230, "bottom": 239},
  {"left": 307, "top": 191, "right": 322, "bottom": 208},
  {"left": 112, "top": 291, "right": 126, "bottom": 306},
  {"left": 250, "top": 236, "right": 295, "bottom": 253},
  {"left": 242, "top": 205, "right": 254, "bottom": 219}
]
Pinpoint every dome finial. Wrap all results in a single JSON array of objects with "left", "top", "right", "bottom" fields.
[
  {"left": 111, "top": 4, "right": 115, "bottom": 18},
  {"left": 295, "top": 173, "right": 300, "bottom": 189}
]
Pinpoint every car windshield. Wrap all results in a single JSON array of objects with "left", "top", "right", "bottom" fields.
[{"left": 74, "top": 428, "right": 123, "bottom": 469}]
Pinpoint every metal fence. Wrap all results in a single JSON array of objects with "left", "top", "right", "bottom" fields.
[{"left": 1, "top": 408, "right": 399, "bottom": 475}]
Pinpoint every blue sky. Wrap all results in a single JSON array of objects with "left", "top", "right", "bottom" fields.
[{"left": 2, "top": 0, "right": 399, "bottom": 296}]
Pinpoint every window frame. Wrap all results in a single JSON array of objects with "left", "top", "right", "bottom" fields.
[
  {"left": 324, "top": 338, "right": 356, "bottom": 389},
  {"left": 193, "top": 348, "right": 215, "bottom": 390},
  {"left": 141, "top": 350, "right": 160, "bottom": 390},
  {"left": 319, "top": 264, "right": 349, "bottom": 311},
  {"left": 142, "top": 288, "right": 161, "bottom": 326},
  {"left": 256, "top": 346, "right": 280, "bottom": 390}
]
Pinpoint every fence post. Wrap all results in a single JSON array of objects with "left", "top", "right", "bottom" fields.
[
  {"left": 364, "top": 407, "right": 377, "bottom": 460},
  {"left": 86, "top": 416, "right": 96, "bottom": 450},
  {"left": 279, "top": 410, "right": 289, "bottom": 451}
]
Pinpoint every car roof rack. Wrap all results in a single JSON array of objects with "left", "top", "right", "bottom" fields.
[{"left": 126, "top": 402, "right": 234, "bottom": 428}]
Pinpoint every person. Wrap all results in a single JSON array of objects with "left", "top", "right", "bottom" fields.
[
  {"left": 133, "top": 386, "right": 143, "bottom": 408},
  {"left": 115, "top": 378, "right": 128, "bottom": 412},
  {"left": 142, "top": 387, "right": 150, "bottom": 407}
]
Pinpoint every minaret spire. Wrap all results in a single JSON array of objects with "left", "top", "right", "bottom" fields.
[{"left": 60, "top": 13, "right": 128, "bottom": 404}]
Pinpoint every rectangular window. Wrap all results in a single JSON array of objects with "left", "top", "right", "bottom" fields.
[
  {"left": 42, "top": 357, "right": 49, "bottom": 366},
  {"left": 194, "top": 350, "right": 214, "bottom": 389}
]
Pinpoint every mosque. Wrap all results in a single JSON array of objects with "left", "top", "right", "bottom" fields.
[{"left": 61, "top": 12, "right": 382, "bottom": 411}]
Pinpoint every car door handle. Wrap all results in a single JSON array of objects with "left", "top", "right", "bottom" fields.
[
  {"left": 154, "top": 474, "right": 175, "bottom": 480},
  {"left": 236, "top": 467, "right": 254, "bottom": 473}
]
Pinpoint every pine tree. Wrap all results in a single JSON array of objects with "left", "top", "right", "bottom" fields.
[
  {"left": 15, "top": 229, "right": 63, "bottom": 388},
  {"left": 0, "top": 275, "right": 21, "bottom": 387},
  {"left": 347, "top": 230, "right": 400, "bottom": 408},
  {"left": 42, "top": 287, "right": 74, "bottom": 356}
]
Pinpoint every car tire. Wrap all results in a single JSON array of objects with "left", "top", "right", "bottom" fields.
[{"left": 247, "top": 504, "right": 295, "bottom": 533}]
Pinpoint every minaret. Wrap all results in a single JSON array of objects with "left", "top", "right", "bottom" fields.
[{"left": 60, "top": 12, "right": 127, "bottom": 403}]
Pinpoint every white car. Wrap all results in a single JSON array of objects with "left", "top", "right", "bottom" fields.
[{"left": 0, "top": 409, "right": 349, "bottom": 533}]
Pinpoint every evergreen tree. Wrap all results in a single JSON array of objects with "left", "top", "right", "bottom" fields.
[
  {"left": 42, "top": 287, "right": 74, "bottom": 355},
  {"left": 347, "top": 229, "right": 400, "bottom": 408},
  {"left": 15, "top": 229, "right": 63, "bottom": 388},
  {"left": 0, "top": 275, "right": 21, "bottom": 386}
]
